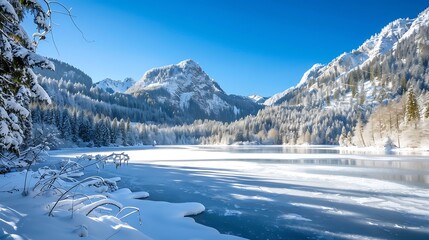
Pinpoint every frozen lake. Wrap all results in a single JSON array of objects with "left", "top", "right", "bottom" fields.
[{"left": 51, "top": 145, "right": 429, "bottom": 240}]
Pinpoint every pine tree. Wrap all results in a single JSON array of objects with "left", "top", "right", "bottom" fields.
[
  {"left": 111, "top": 118, "right": 119, "bottom": 144},
  {"left": 93, "top": 121, "right": 102, "bottom": 147},
  {"left": 31, "top": 106, "right": 42, "bottom": 123},
  {"left": 125, "top": 118, "right": 133, "bottom": 145},
  {"left": 102, "top": 118, "right": 111, "bottom": 146},
  {"left": 267, "top": 128, "right": 279, "bottom": 144},
  {"left": 71, "top": 110, "right": 79, "bottom": 142},
  {"left": 405, "top": 88, "right": 420, "bottom": 128},
  {"left": 400, "top": 76, "right": 407, "bottom": 94},
  {"left": 60, "top": 110, "right": 71, "bottom": 140},
  {"left": 355, "top": 118, "right": 366, "bottom": 147},
  {"left": 79, "top": 115, "right": 92, "bottom": 142},
  {"left": 118, "top": 119, "right": 126, "bottom": 146},
  {"left": 0, "top": 0, "right": 53, "bottom": 154},
  {"left": 339, "top": 126, "right": 347, "bottom": 146},
  {"left": 94, "top": 120, "right": 110, "bottom": 147}
]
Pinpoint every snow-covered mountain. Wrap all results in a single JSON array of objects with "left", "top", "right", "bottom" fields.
[
  {"left": 94, "top": 77, "right": 135, "bottom": 93},
  {"left": 248, "top": 95, "right": 268, "bottom": 104},
  {"left": 34, "top": 58, "right": 93, "bottom": 88},
  {"left": 126, "top": 59, "right": 260, "bottom": 121},
  {"left": 249, "top": 7, "right": 429, "bottom": 146},
  {"left": 264, "top": 64, "right": 326, "bottom": 106},
  {"left": 265, "top": 13, "right": 419, "bottom": 106}
]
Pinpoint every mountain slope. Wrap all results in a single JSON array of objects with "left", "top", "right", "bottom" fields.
[
  {"left": 34, "top": 58, "right": 260, "bottom": 126},
  {"left": 127, "top": 59, "right": 261, "bottom": 121},
  {"left": 248, "top": 95, "right": 267, "bottom": 104},
  {"left": 34, "top": 58, "right": 93, "bottom": 88},
  {"left": 236, "top": 7, "right": 429, "bottom": 146},
  {"left": 94, "top": 78, "right": 135, "bottom": 94},
  {"left": 266, "top": 16, "right": 416, "bottom": 106}
]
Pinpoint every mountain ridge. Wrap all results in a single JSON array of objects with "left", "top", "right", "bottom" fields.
[
  {"left": 94, "top": 77, "right": 135, "bottom": 94},
  {"left": 264, "top": 11, "right": 426, "bottom": 106},
  {"left": 126, "top": 59, "right": 260, "bottom": 120}
]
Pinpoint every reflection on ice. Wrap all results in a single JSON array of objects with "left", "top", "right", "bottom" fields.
[
  {"left": 224, "top": 209, "right": 243, "bottom": 216},
  {"left": 290, "top": 202, "right": 360, "bottom": 217},
  {"left": 279, "top": 214, "right": 312, "bottom": 222},
  {"left": 230, "top": 193, "right": 274, "bottom": 202}
]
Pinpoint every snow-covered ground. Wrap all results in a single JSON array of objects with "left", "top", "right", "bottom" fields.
[
  {"left": 45, "top": 145, "right": 429, "bottom": 240},
  {"left": 0, "top": 147, "right": 244, "bottom": 240}
]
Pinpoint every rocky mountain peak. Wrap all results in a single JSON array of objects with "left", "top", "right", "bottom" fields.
[
  {"left": 177, "top": 59, "right": 200, "bottom": 69},
  {"left": 127, "top": 59, "right": 214, "bottom": 95},
  {"left": 94, "top": 77, "right": 135, "bottom": 93}
]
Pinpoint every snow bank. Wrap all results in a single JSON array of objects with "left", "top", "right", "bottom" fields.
[
  {"left": 0, "top": 171, "right": 150, "bottom": 240},
  {"left": 0, "top": 154, "right": 245, "bottom": 240}
]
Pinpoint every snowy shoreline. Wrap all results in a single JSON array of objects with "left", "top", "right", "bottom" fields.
[
  {"left": 0, "top": 149, "right": 245, "bottom": 240},
  {"left": 334, "top": 145, "right": 429, "bottom": 155}
]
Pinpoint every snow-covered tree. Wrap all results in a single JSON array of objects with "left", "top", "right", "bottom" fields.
[
  {"left": 0, "top": 0, "right": 53, "bottom": 154},
  {"left": 267, "top": 128, "right": 279, "bottom": 144},
  {"left": 425, "top": 101, "right": 429, "bottom": 119},
  {"left": 338, "top": 127, "right": 348, "bottom": 146},
  {"left": 60, "top": 109, "right": 71, "bottom": 140},
  {"left": 405, "top": 88, "right": 420, "bottom": 128},
  {"left": 110, "top": 118, "right": 119, "bottom": 144}
]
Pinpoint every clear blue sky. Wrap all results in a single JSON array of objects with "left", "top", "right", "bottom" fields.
[{"left": 25, "top": 0, "right": 428, "bottom": 97}]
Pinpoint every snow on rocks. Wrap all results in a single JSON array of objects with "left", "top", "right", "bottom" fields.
[
  {"left": 124, "top": 59, "right": 251, "bottom": 118},
  {"left": 106, "top": 188, "right": 150, "bottom": 199},
  {"left": 94, "top": 77, "right": 135, "bottom": 93}
]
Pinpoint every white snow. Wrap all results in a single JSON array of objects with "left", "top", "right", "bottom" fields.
[
  {"left": 0, "top": 149, "right": 245, "bottom": 240},
  {"left": 0, "top": 0, "right": 19, "bottom": 23},
  {"left": 127, "top": 59, "right": 205, "bottom": 95},
  {"left": 265, "top": 63, "right": 326, "bottom": 106},
  {"left": 31, "top": 82, "right": 52, "bottom": 104},
  {"left": 400, "top": 8, "right": 429, "bottom": 41},
  {"left": 231, "top": 193, "right": 274, "bottom": 202},
  {"left": 223, "top": 209, "right": 243, "bottom": 216},
  {"left": 358, "top": 18, "right": 413, "bottom": 64},
  {"left": 263, "top": 87, "right": 294, "bottom": 106},
  {"left": 233, "top": 106, "right": 240, "bottom": 115},
  {"left": 0, "top": 120, "right": 9, "bottom": 136},
  {"left": 94, "top": 77, "right": 135, "bottom": 93},
  {"left": 179, "top": 92, "right": 193, "bottom": 110},
  {"left": 123, "top": 59, "right": 240, "bottom": 115},
  {"left": 205, "top": 94, "right": 230, "bottom": 114},
  {"left": 279, "top": 214, "right": 312, "bottom": 221},
  {"left": 6, "top": 100, "right": 29, "bottom": 117},
  {"left": 248, "top": 95, "right": 266, "bottom": 104},
  {"left": 296, "top": 63, "right": 326, "bottom": 88}
]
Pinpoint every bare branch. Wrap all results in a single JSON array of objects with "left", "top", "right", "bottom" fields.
[
  {"left": 116, "top": 206, "right": 142, "bottom": 225},
  {"left": 48, "top": 1, "right": 93, "bottom": 43},
  {"left": 48, "top": 176, "right": 107, "bottom": 216},
  {"left": 32, "top": 0, "right": 93, "bottom": 52}
]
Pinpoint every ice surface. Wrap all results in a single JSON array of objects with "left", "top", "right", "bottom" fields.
[
  {"left": 49, "top": 145, "right": 429, "bottom": 240},
  {"left": 279, "top": 214, "right": 312, "bottom": 221}
]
